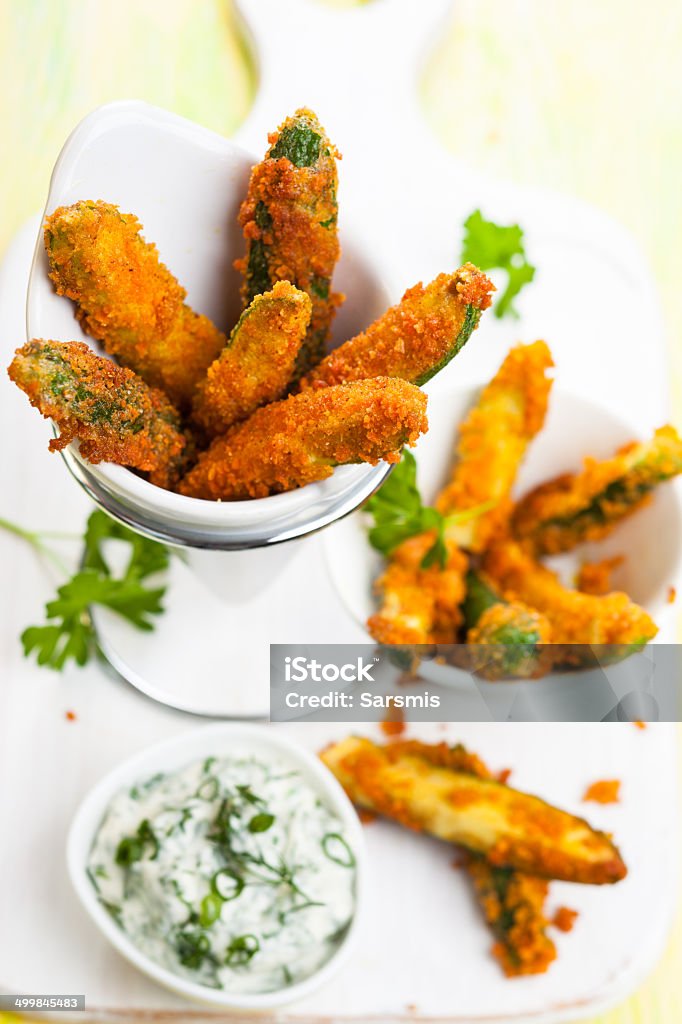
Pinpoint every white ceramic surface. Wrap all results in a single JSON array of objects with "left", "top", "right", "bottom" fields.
[{"left": 67, "top": 723, "right": 366, "bottom": 1011}]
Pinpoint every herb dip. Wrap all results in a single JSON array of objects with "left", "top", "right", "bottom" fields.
[{"left": 87, "top": 753, "right": 357, "bottom": 992}]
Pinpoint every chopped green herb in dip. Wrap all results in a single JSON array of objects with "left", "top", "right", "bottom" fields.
[{"left": 88, "top": 754, "right": 356, "bottom": 992}]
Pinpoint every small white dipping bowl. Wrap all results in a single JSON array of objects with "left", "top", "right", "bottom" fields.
[
  {"left": 67, "top": 724, "right": 366, "bottom": 1010},
  {"left": 325, "top": 383, "right": 682, "bottom": 645}
]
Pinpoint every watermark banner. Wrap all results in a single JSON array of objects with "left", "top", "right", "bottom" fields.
[{"left": 270, "top": 644, "right": 682, "bottom": 722}]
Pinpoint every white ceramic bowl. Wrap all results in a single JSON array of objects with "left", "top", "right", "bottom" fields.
[
  {"left": 27, "top": 100, "right": 393, "bottom": 548},
  {"left": 325, "top": 382, "right": 682, "bottom": 646},
  {"left": 67, "top": 723, "right": 366, "bottom": 1010}
]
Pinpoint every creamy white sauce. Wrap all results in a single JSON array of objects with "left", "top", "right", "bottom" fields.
[{"left": 88, "top": 754, "right": 356, "bottom": 992}]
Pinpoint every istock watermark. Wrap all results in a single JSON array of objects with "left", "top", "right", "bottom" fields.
[
  {"left": 269, "top": 644, "right": 682, "bottom": 723},
  {"left": 284, "top": 655, "right": 379, "bottom": 683}
]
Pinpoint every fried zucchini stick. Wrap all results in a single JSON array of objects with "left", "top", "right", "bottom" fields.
[
  {"left": 512, "top": 425, "right": 682, "bottom": 554},
  {"left": 178, "top": 377, "right": 427, "bottom": 500},
  {"left": 321, "top": 737, "right": 627, "bottom": 884},
  {"left": 436, "top": 341, "right": 554, "bottom": 551},
  {"left": 236, "top": 108, "right": 341, "bottom": 378},
  {"left": 483, "top": 539, "right": 657, "bottom": 646},
  {"left": 465, "top": 856, "right": 556, "bottom": 976},
  {"left": 8, "top": 340, "right": 189, "bottom": 488},
  {"left": 191, "top": 282, "right": 311, "bottom": 437},
  {"left": 44, "top": 201, "right": 226, "bottom": 408},
  {"left": 462, "top": 571, "right": 552, "bottom": 680},
  {"left": 301, "top": 265, "right": 494, "bottom": 389},
  {"left": 367, "top": 344, "right": 552, "bottom": 646},
  {"left": 367, "top": 533, "right": 468, "bottom": 645}
]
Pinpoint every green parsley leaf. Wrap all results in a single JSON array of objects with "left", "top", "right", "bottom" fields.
[
  {"left": 16, "top": 510, "right": 170, "bottom": 671},
  {"left": 461, "top": 209, "right": 536, "bottom": 319},
  {"left": 365, "top": 451, "right": 446, "bottom": 567},
  {"left": 365, "top": 451, "right": 495, "bottom": 569}
]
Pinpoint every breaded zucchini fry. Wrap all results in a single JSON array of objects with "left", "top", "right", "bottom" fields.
[
  {"left": 483, "top": 539, "right": 657, "bottom": 646},
  {"left": 462, "top": 570, "right": 552, "bottom": 680},
  {"left": 512, "top": 425, "right": 682, "bottom": 554},
  {"left": 191, "top": 282, "right": 311, "bottom": 437},
  {"left": 321, "top": 737, "right": 627, "bottom": 884},
  {"left": 436, "top": 342, "right": 554, "bottom": 551},
  {"left": 451, "top": 749, "right": 556, "bottom": 976},
  {"left": 8, "top": 340, "right": 189, "bottom": 488},
  {"left": 465, "top": 856, "right": 556, "bottom": 977},
  {"left": 301, "top": 265, "right": 494, "bottom": 389},
  {"left": 235, "top": 108, "right": 342, "bottom": 378},
  {"left": 44, "top": 201, "right": 226, "bottom": 408},
  {"left": 367, "top": 532, "right": 468, "bottom": 645},
  {"left": 179, "top": 377, "right": 427, "bottom": 500}
]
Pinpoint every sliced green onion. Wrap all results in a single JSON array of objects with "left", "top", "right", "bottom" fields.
[
  {"left": 321, "top": 832, "right": 356, "bottom": 868},
  {"left": 199, "top": 892, "right": 223, "bottom": 927},
  {"left": 211, "top": 868, "right": 244, "bottom": 902},
  {"left": 248, "top": 812, "right": 275, "bottom": 833},
  {"left": 225, "top": 933, "right": 260, "bottom": 966},
  {"left": 196, "top": 776, "right": 219, "bottom": 801}
]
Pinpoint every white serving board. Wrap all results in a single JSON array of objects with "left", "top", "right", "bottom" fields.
[{"left": 0, "top": 0, "right": 678, "bottom": 1019}]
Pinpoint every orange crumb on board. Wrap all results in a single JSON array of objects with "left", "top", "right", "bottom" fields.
[
  {"left": 668, "top": 586, "right": 677, "bottom": 604},
  {"left": 380, "top": 706, "right": 406, "bottom": 738},
  {"left": 634, "top": 720, "right": 647, "bottom": 730},
  {"left": 552, "top": 906, "right": 579, "bottom": 933},
  {"left": 576, "top": 556, "right": 624, "bottom": 596},
  {"left": 65, "top": 710, "right": 77, "bottom": 722},
  {"left": 583, "top": 779, "right": 621, "bottom": 804}
]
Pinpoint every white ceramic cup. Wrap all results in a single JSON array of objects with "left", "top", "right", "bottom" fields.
[{"left": 26, "top": 101, "right": 394, "bottom": 601}]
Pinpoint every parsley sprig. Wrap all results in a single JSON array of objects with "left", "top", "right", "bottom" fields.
[
  {"left": 365, "top": 451, "right": 491, "bottom": 568},
  {"left": 461, "top": 209, "right": 536, "bottom": 319},
  {"left": 0, "top": 509, "right": 169, "bottom": 671}
]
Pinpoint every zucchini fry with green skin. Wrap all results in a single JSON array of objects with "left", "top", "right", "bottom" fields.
[
  {"left": 44, "top": 201, "right": 226, "bottom": 408},
  {"left": 8, "top": 340, "right": 189, "bottom": 488},
  {"left": 449, "top": 744, "right": 557, "bottom": 977},
  {"left": 461, "top": 570, "right": 553, "bottom": 680},
  {"left": 235, "top": 108, "right": 342, "bottom": 378},
  {"left": 367, "top": 532, "right": 469, "bottom": 645},
  {"left": 465, "top": 856, "right": 556, "bottom": 977},
  {"left": 512, "top": 425, "right": 682, "bottom": 554},
  {"left": 483, "top": 539, "right": 657, "bottom": 647},
  {"left": 179, "top": 377, "right": 428, "bottom": 501},
  {"left": 301, "top": 265, "right": 494, "bottom": 390},
  {"left": 191, "top": 282, "right": 311, "bottom": 437},
  {"left": 320, "top": 737, "right": 627, "bottom": 884},
  {"left": 435, "top": 341, "right": 554, "bottom": 551}
]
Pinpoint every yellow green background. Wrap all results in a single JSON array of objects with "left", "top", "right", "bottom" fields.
[{"left": 0, "top": 0, "right": 680, "bottom": 1021}]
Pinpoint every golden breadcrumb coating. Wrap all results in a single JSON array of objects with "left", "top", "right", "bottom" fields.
[
  {"left": 367, "top": 532, "right": 468, "bottom": 645},
  {"left": 235, "top": 108, "right": 342, "bottom": 378},
  {"left": 301, "top": 265, "right": 494, "bottom": 389},
  {"left": 192, "top": 281, "right": 311, "bottom": 437},
  {"left": 179, "top": 377, "right": 428, "bottom": 500},
  {"left": 482, "top": 539, "right": 657, "bottom": 645},
  {"left": 44, "top": 200, "right": 226, "bottom": 408},
  {"left": 8, "top": 340, "right": 189, "bottom": 488},
  {"left": 437, "top": 341, "right": 554, "bottom": 551},
  {"left": 512, "top": 425, "right": 682, "bottom": 554}
]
